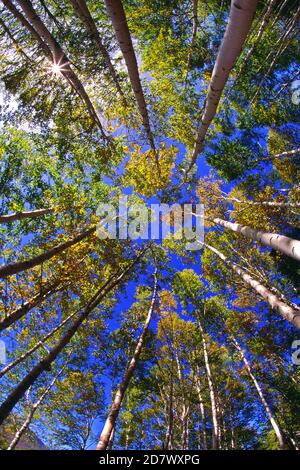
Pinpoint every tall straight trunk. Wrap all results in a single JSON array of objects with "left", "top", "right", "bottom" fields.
[
  {"left": 209, "top": 216, "right": 300, "bottom": 261},
  {"left": 231, "top": 336, "right": 286, "bottom": 450},
  {"left": 96, "top": 267, "right": 158, "bottom": 450},
  {"left": 0, "top": 16, "right": 32, "bottom": 61},
  {"left": 0, "top": 257, "right": 94, "bottom": 377},
  {"left": 195, "top": 370, "right": 208, "bottom": 450},
  {"left": 181, "top": 410, "right": 189, "bottom": 450},
  {"left": 259, "top": 147, "right": 300, "bottom": 162},
  {"left": 186, "top": 0, "right": 257, "bottom": 173},
  {"left": 164, "top": 371, "right": 174, "bottom": 450},
  {"left": 198, "top": 318, "right": 219, "bottom": 450},
  {"left": 7, "top": 365, "right": 66, "bottom": 450},
  {"left": 0, "top": 250, "right": 145, "bottom": 425},
  {"left": 205, "top": 243, "right": 300, "bottom": 329},
  {"left": 1, "top": 0, "right": 51, "bottom": 56},
  {"left": 69, "top": 0, "right": 125, "bottom": 101},
  {"left": 220, "top": 195, "right": 300, "bottom": 208},
  {"left": 0, "top": 207, "right": 55, "bottom": 224},
  {"left": 107, "top": 427, "right": 115, "bottom": 450},
  {"left": 185, "top": 0, "right": 199, "bottom": 74},
  {"left": 229, "top": 409, "right": 236, "bottom": 449},
  {"left": 12, "top": 0, "right": 106, "bottom": 137},
  {"left": 0, "top": 226, "right": 95, "bottom": 278},
  {"left": 175, "top": 350, "right": 189, "bottom": 450},
  {"left": 0, "top": 280, "right": 61, "bottom": 332},
  {"left": 0, "top": 306, "right": 76, "bottom": 378},
  {"left": 103, "top": 0, "right": 158, "bottom": 164},
  {"left": 0, "top": 255, "right": 87, "bottom": 332}
]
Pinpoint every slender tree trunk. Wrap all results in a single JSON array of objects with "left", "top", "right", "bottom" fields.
[
  {"left": 185, "top": 0, "right": 199, "bottom": 75},
  {"left": 103, "top": 0, "right": 158, "bottom": 167},
  {"left": 231, "top": 336, "right": 286, "bottom": 450},
  {"left": 96, "top": 267, "right": 158, "bottom": 450},
  {"left": 181, "top": 409, "right": 189, "bottom": 450},
  {"left": 220, "top": 195, "right": 300, "bottom": 208},
  {"left": 229, "top": 409, "right": 236, "bottom": 449},
  {"left": 209, "top": 216, "right": 300, "bottom": 261},
  {"left": 107, "top": 427, "right": 115, "bottom": 450},
  {"left": 0, "top": 250, "right": 145, "bottom": 425},
  {"left": 236, "top": 0, "right": 276, "bottom": 79},
  {"left": 0, "top": 226, "right": 95, "bottom": 278},
  {"left": 0, "top": 16, "right": 32, "bottom": 61},
  {"left": 69, "top": 0, "right": 125, "bottom": 101},
  {"left": 12, "top": 0, "right": 106, "bottom": 137},
  {"left": 175, "top": 352, "right": 189, "bottom": 450},
  {"left": 0, "top": 280, "right": 61, "bottom": 332},
  {"left": 259, "top": 147, "right": 300, "bottom": 162},
  {"left": 164, "top": 371, "right": 174, "bottom": 450},
  {"left": 7, "top": 365, "right": 66, "bottom": 450},
  {"left": 0, "top": 255, "right": 87, "bottom": 332},
  {"left": 1, "top": 0, "right": 52, "bottom": 56},
  {"left": 0, "top": 265, "right": 91, "bottom": 378},
  {"left": 0, "top": 207, "right": 55, "bottom": 224},
  {"left": 205, "top": 243, "right": 300, "bottom": 329},
  {"left": 198, "top": 318, "right": 219, "bottom": 450},
  {"left": 195, "top": 371, "right": 208, "bottom": 449},
  {"left": 0, "top": 306, "right": 75, "bottom": 379},
  {"left": 186, "top": 0, "right": 258, "bottom": 174}
]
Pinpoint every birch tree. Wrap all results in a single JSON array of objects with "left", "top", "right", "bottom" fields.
[{"left": 96, "top": 267, "right": 158, "bottom": 450}]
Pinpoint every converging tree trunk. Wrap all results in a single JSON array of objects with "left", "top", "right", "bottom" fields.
[
  {"left": 205, "top": 243, "right": 300, "bottom": 329},
  {"left": 0, "top": 16, "right": 32, "bottom": 60},
  {"left": 198, "top": 318, "right": 219, "bottom": 450},
  {"left": 259, "top": 147, "right": 300, "bottom": 162},
  {"left": 103, "top": 0, "right": 158, "bottom": 166},
  {"left": 219, "top": 194, "right": 300, "bottom": 208},
  {"left": 231, "top": 336, "right": 286, "bottom": 450},
  {"left": 164, "top": 365, "right": 174, "bottom": 450},
  {"left": 208, "top": 216, "right": 300, "bottom": 261},
  {"left": 1, "top": 0, "right": 52, "bottom": 56},
  {"left": 0, "top": 307, "right": 75, "bottom": 378},
  {"left": 7, "top": 365, "right": 66, "bottom": 450},
  {"left": 0, "top": 226, "right": 95, "bottom": 278},
  {"left": 186, "top": 0, "right": 258, "bottom": 173},
  {"left": 69, "top": 0, "right": 125, "bottom": 101},
  {"left": 185, "top": 0, "right": 199, "bottom": 75},
  {"left": 236, "top": 0, "right": 277, "bottom": 80},
  {"left": 0, "top": 207, "right": 55, "bottom": 224},
  {"left": 96, "top": 267, "right": 158, "bottom": 450},
  {"left": 0, "top": 250, "right": 145, "bottom": 425},
  {"left": 195, "top": 368, "right": 208, "bottom": 450},
  {"left": 5, "top": 0, "right": 107, "bottom": 137}
]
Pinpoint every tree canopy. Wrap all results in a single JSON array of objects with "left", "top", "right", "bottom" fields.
[{"left": 0, "top": 0, "right": 299, "bottom": 451}]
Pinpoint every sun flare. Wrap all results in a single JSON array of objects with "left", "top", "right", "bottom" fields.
[{"left": 46, "top": 59, "right": 68, "bottom": 77}]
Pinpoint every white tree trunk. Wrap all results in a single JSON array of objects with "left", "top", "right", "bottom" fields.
[
  {"left": 69, "top": 0, "right": 125, "bottom": 101},
  {"left": 14, "top": 0, "right": 106, "bottom": 137},
  {"left": 231, "top": 336, "right": 286, "bottom": 450},
  {"left": 198, "top": 319, "right": 219, "bottom": 449},
  {"left": 96, "top": 268, "right": 158, "bottom": 450},
  {"left": 0, "top": 207, "right": 54, "bottom": 224},
  {"left": 205, "top": 243, "right": 300, "bottom": 329},
  {"left": 104, "top": 0, "right": 157, "bottom": 160},
  {"left": 0, "top": 227, "right": 95, "bottom": 278},
  {"left": 210, "top": 216, "right": 300, "bottom": 261}
]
